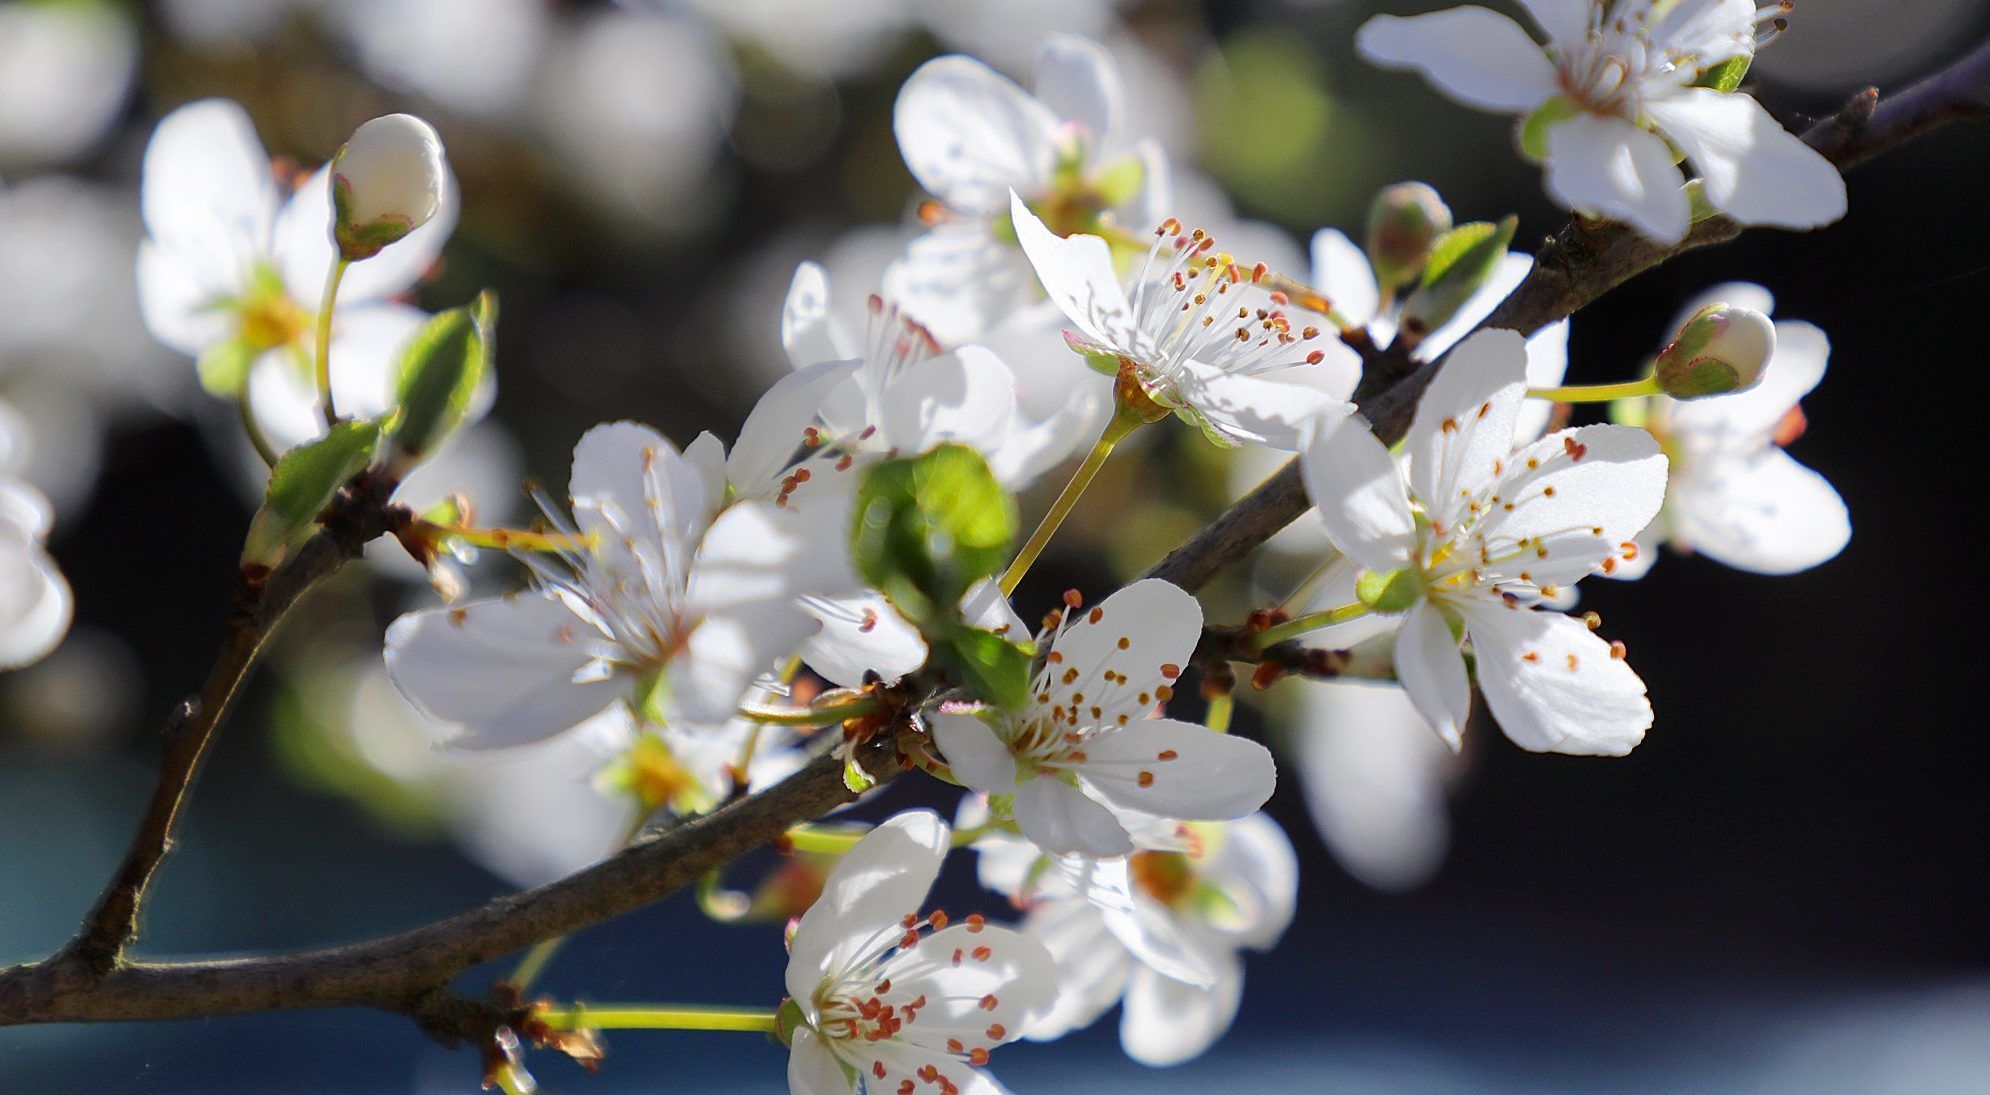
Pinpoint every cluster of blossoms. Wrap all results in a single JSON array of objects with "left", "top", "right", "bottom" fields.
[{"left": 22, "top": 5, "right": 1860, "bottom": 1090}]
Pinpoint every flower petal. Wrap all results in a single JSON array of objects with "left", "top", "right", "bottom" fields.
[
  {"left": 1210, "top": 812, "right": 1301, "bottom": 949},
  {"left": 1406, "top": 328, "right": 1527, "bottom": 531},
  {"left": 383, "top": 593, "right": 620, "bottom": 748},
  {"left": 1032, "top": 33, "right": 1122, "bottom": 154},
  {"left": 1009, "top": 192, "right": 1135, "bottom": 349},
  {"left": 802, "top": 593, "right": 927, "bottom": 688},
  {"left": 1308, "top": 228, "right": 1380, "bottom": 328},
  {"left": 932, "top": 711, "right": 1020, "bottom": 795},
  {"left": 896, "top": 56, "right": 1058, "bottom": 215},
  {"left": 1545, "top": 114, "right": 1691, "bottom": 244},
  {"left": 1041, "top": 578, "right": 1201, "bottom": 730},
  {"left": 1356, "top": 9, "right": 1558, "bottom": 113},
  {"left": 140, "top": 99, "right": 277, "bottom": 275},
  {"left": 1646, "top": 88, "right": 1846, "bottom": 232},
  {"left": 882, "top": 220, "right": 1036, "bottom": 346},
  {"left": 1300, "top": 413, "right": 1417, "bottom": 573},
  {"left": 1514, "top": 0, "right": 1592, "bottom": 45},
  {"left": 673, "top": 601, "right": 817, "bottom": 725},
  {"left": 785, "top": 809, "right": 950, "bottom": 1006},
  {"left": 1457, "top": 603, "right": 1651, "bottom": 755},
  {"left": 1174, "top": 363, "right": 1350, "bottom": 452},
  {"left": 690, "top": 497, "right": 858, "bottom": 615},
  {"left": 878, "top": 344, "right": 1019, "bottom": 455},
  {"left": 780, "top": 260, "right": 851, "bottom": 370},
  {"left": 728, "top": 358, "right": 862, "bottom": 498},
  {"left": 0, "top": 518, "right": 72, "bottom": 670},
  {"left": 1021, "top": 898, "right": 1133, "bottom": 1041},
  {"left": 880, "top": 921, "right": 1060, "bottom": 1052},
  {"left": 1481, "top": 423, "right": 1668, "bottom": 585},
  {"left": 1077, "top": 718, "right": 1277, "bottom": 822},
  {"left": 787, "top": 1027, "right": 851, "bottom": 1095},
  {"left": 1118, "top": 948, "right": 1245, "bottom": 1068},
  {"left": 275, "top": 166, "right": 459, "bottom": 306},
  {"left": 1664, "top": 319, "right": 1827, "bottom": 444},
  {"left": 1014, "top": 775, "right": 1133, "bottom": 857},
  {"left": 1670, "top": 445, "right": 1849, "bottom": 575},
  {"left": 1511, "top": 319, "right": 1571, "bottom": 445},
  {"left": 1393, "top": 601, "right": 1471, "bottom": 750}
]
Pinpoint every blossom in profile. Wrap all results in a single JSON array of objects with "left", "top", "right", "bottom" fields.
[
  {"left": 1012, "top": 195, "right": 1353, "bottom": 451},
  {"left": 135, "top": 99, "right": 460, "bottom": 451},
  {"left": 386, "top": 422, "right": 857, "bottom": 747},
  {"left": 1358, "top": 0, "right": 1845, "bottom": 244},
  {"left": 329, "top": 113, "right": 448, "bottom": 260},
  {"left": 888, "top": 34, "right": 1166, "bottom": 343},
  {"left": 934, "top": 579, "right": 1277, "bottom": 857},
  {"left": 784, "top": 810, "right": 1056, "bottom": 1095},
  {"left": 1300, "top": 329, "right": 1667, "bottom": 754},
  {"left": 1610, "top": 282, "right": 1848, "bottom": 576},
  {"left": 1, "top": 469, "right": 71, "bottom": 670}
]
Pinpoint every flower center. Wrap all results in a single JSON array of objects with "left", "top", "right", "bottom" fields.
[{"left": 234, "top": 266, "right": 311, "bottom": 353}]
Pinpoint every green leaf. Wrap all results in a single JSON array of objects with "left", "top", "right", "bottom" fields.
[
  {"left": 940, "top": 629, "right": 1034, "bottom": 712},
  {"left": 242, "top": 418, "right": 382, "bottom": 568},
  {"left": 1696, "top": 55, "right": 1751, "bottom": 94},
  {"left": 389, "top": 292, "right": 494, "bottom": 467},
  {"left": 1519, "top": 96, "right": 1580, "bottom": 161},
  {"left": 852, "top": 443, "right": 1016, "bottom": 613},
  {"left": 1401, "top": 216, "right": 1518, "bottom": 338},
  {"left": 196, "top": 337, "right": 259, "bottom": 397}
]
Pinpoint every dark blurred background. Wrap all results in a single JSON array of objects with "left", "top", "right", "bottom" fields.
[{"left": 4, "top": 0, "right": 1988, "bottom": 1091}]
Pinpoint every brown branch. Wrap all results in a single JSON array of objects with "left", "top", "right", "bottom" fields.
[
  {"left": 3, "top": 33, "right": 1987, "bottom": 1054},
  {"left": 1147, "top": 36, "right": 1990, "bottom": 593},
  {"left": 1195, "top": 625, "right": 1396, "bottom": 692},
  {"left": 57, "top": 481, "right": 405, "bottom": 976}
]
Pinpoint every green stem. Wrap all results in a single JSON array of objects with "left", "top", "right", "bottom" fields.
[
  {"left": 314, "top": 257, "right": 350, "bottom": 428},
  {"left": 413, "top": 519, "right": 593, "bottom": 554},
  {"left": 1204, "top": 691, "right": 1234, "bottom": 734},
  {"left": 1000, "top": 407, "right": 1145, "bottom": 596},
  {"left": 1527, "top": 376, "right": 1662, "bottom": 404},
  {"left": 236, "top": 389, "right": 279, "bottom": 468},
  {"left": 736, "top": 694, "right": 881, "bottom": 728},
  {"left": 785, "top": 820, "right": 993, "bottom": 856},
  {"left": 1250, "top": 601, "right": 1372, "bottom": 651},
  {"left": 537, "top": 1004, "right": 778, "bottom": 1033}
]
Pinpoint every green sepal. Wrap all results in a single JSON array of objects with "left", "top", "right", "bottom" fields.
[
  {"left": 773, "top": 999, "right": 807, "bottom": 1048},
  {"left": 1355, "top": 567, "right": 1422, "bottom": 614},
  {"left": 1696, "top": 55, "right": 1751, "bottom": 94},
  {"left": 1519, "top": 96, "right": 1580, "bottom": 161},
  {"left": 1400, "top": 216, "right": 1518, "bottom": 337},
  {"left": 939, "top": 629, "right": 1035, "bottom": 712},
  {"left": 241, "top": 418, "right": 382, "bottom": 568},
  {"left": 388, "top": 291, "right": 495, "bottom": 468},
  {"left": 197, "top": 337, "right": 259, "bottom": 397}
]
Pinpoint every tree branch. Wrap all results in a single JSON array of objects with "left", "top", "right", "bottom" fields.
[{"left": 3, "top": 33, "right": 1986, "bottom": 1052}]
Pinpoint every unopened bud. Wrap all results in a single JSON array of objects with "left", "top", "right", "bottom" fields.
[
  {"left": 329, "top": 114, "right": 446, "bottom": 262},
  {"left": 1654, "top": 303, "right": 1775, "bottom": 399},
  {"left": 1365, "top": 182, "right": 1452, "bottom": 290}
]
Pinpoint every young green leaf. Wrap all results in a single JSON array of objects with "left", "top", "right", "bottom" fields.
[
  {"left": 241, "top": 419, "right": 382, "bottom": 569},
  {"left": 1400, "top": 215, "right": 1518, "bottom": 342},
  {"left": 388, "top": 291, "right": 494, "bottom": 468}
]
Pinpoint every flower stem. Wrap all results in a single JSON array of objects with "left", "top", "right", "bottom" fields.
[
  {"left": 785, "top": 820, "right": 993, "bottom": 855},
  {"left": 1000, "top": 407, "right": 1145, "bottom": 596},
  {"left": 736, "top": 694, "right": 881, "bottom": 727},
  {"left": 413, "top": 519, "right": 593, "bottom": 554},
  {"left": 1204, "top": 691, "right": 1234, "bottom": 734},
  {"left": 314, "top": 257, "right": 351, "bottom": 428},
  {"left": 1527, "top": 376, "right": 1662, "bottom": 404},
  {"left": 1250, "top": 601, "right": 1372, "bottom": 651},
  {"left": 537, "top": 1004, "right": 778, "bottom": 1033},
  {"left": 236, "top": 390, "right": 279, "bottom": 468}
]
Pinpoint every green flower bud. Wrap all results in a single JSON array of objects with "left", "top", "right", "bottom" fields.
[
  {"left": 1654, "top": 303, "right": 1775, "bottom": 399},
  {"left": 1365, "top": 182, "right": 1452, "bottom": 291}
]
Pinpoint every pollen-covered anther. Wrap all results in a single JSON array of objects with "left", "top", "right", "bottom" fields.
[
  {"left": 1582, "top": 611, "right": 1601, "bottom": 630},
  {"left": 1609, "top": 639, "right": 1628, "bottom": 659}
]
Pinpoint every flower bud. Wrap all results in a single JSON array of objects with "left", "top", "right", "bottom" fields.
[
  {"left": 329, "top": 113, "right": 446, "bottom": 262},
  {"left": 1365, "top": 182, "right": 1452, "bottom": 290},
  {"left": 1654, "top": 303, "right": 1775, "bottom": 399}
]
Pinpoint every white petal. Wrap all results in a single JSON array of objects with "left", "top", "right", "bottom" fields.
[
  {"left": 1545, "top": 114, "right": 1691, "bottom": 244},
  {"left": 1646, "top": 88, "right": 1847, "bottom": 232},
  {"left": 1418, "top": 251, "right": 1533, "bottom": 360},
  {"left": 1308, "top": 228, "right": 1380, "bottom": 328},
  {"left": 1514, "top": 0, "right": 1591, "bottom": 45},
  {"left": 248, "top": 301, "right": 428, "bottom": 452},
  {"left": 986, "top": 379, "right": 1111, "bottom": 488},
  {"left": 1068, "top": 857, "right": 1219, "bottom": 987},
  {"left": 681, "top": 430, "right": 729, "bottom": 520},
  {"left": 961, "top": 577, "right": 1029, "bottom": 639},
  {"left": 1356, "top": 10, "right": 1557, "bottom": 113},
  {"left": 1077, "top": 718, "right": 1277, "bottom": 821},
  {"left": 671, "top": 600, "right": 817, "bottom": 724},
  {"left": 1300, "top": 413, "right": 1417, "bottom": 573},
  {"left": 1175, "top": 363, "right": 1349, "bottom": 452},
  {"left": 569, "top": 420, "right": 702, "bottom": 560},
  {"left": 780, "top": 260, "right": 851, "bottom": 369},
  {"left": 1032, "top": 33, "right": 1122, "bottom": 153},
  {"left": 1670, "top": 446, "right": 1849, "bottom": 575},
  {"left": 274, "top": 166, "right": 458, "bottom": 305},
  {"left": 1014, "top": 775, "right": 1132, "bottom": 857},
  {"left": 1021, "top": 899, "right": 1133, "bottom": 1041},
  {"left": 801, "top": 593, "right": 927, "bottom": 687},
  {"left": 1118, "top": 950, "right": 1245, "bottom": 1068},
  {"left": 1511, "top": 319, "right": 1571, "bottom": 445},
  {"left": 135, "top": 239, "right": 231, "bottom": 357},
  {"left": 1483, "top": 423, "right": 1669, "bottom": 584},
  {"left": 785, "top": 810, "right": 949, "bottom": 1006},
  {"left": 1041, "top": 578, "right": 1200, "bottom": 729},
  {"left": 0, "top": 523, "right": 72, "bottom": 670},
  {"left": 932, "top": 711, "right": 1020, "bottom": 794},
  {"left": 1008, "top": 192, "right": 1134, "bottom": 349},
  {"left": 1458, "top": 603, "right": 1651, "bottom": 756},
  {"left": 854, "top": 1040, "right": 1008, "bottom": 1095},
  {"left": 882, "top": 221, "right": 1035, "bottom": 346},
  {"left": 690, "top": 498, "right": 857, "bottom": 615},
  {"left": 878, "top": 344, "right": 1019, "bottom": 455},
  {"left": 1406, "top": 328, "right": 1527, "bottom": 530},
  {"left": 382, "top": 593, "right": 620, "bottom": 748},
  {"left": 879, "top": 921, "right": 1060, "bottom": 1046},
  {"left": 787, "top": 1027, "right": 852, "bottom": 1095},
  {"left": 140, "top": 99, "right": 277, "bottom": 275},
  {"left": 1664, "top": 319, "right": 1826, "bottom": 444},
  {"left": 1393, "top": 601, "right": 1471, "bottom": 750},
  {"left": 727, "top": 358, "right": 862, "bottom": 498},
  {"left": 895, "top": 56, "right": 1058, "bottom": 215},
  {"left": 1203, "top": 813, "right": 1300, "bottom": 948},
  {"left": 1297, "top": 680, "right": 1456, "bottom": 895}
]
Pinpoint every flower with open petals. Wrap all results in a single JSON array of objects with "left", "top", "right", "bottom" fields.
[
  {"left": 785, "top": 810, "right": 1057, "bottom": 1095},
  {"left": 888, "top": 33, "right": 1166, "bottom": 344},
  {"left": 1611, "top": 282, "right": 1848, "bottom": 576},
  {"left": 1012, "top": 195, "right": 1352, "bottom": 450},
  {"left": 386, "top": 422, "right": 856, "bottom": 747},
  {"left": 1358, "top": 0, "right": 1845, "bottom": 244},
  {"left": 934, "top": 580, "right": 1277, "bottom": 857},
  {"left": 136, "top": 99, "right": 460, "bottom": 451},
  {"left": 1300, "top": 329, "right": 1667, "bottom": 754}
]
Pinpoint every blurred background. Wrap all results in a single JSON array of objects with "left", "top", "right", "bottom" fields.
[{"left": 4, "top": 0, "right": 1989, "bottom": 1090}]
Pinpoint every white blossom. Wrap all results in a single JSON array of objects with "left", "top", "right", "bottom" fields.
[
  {"left": 1011, "top": 195, "right": 1354, "bottom": 450},
  {"left": 136, "top": 99, "right": 461, "bottom": 452},
  {"left": 888, "top": 34, "right": 1166, "bottom": 344},
  {"left": 1613, "top": 282, "right": 1848, "bottom": 576},
  {"left": 0, "top": 0, "right": 136, "bottom": 169},
  {"left": 1, "top": 469, "right": 71, "bottom": 670},
  {"left": 385, "top": 422, "right": 857, "bottom": 747},
  {"left": 785, "top": 810, "right": 1057, "bottom": 1095},
  {"left": 934, "top": 580, "right": 1277, "bottom": 857},
  {"left": 1286, "top": 680, "right": 1457, "bottom": 892},
  {"left": 1358, "top": 0, "right": 1846, "bottom": 244},
  {"left": 330, "top": 114, "right": 448, "bottom": 255},
  {"left": 1300, "top": 329, "right": 1667, "bottom": 754}
]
